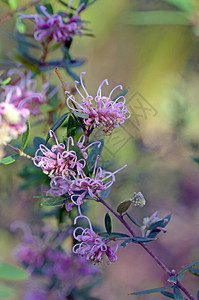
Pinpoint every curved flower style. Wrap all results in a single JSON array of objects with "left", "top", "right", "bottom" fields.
[
  {"left": 76, "top": 134, "right": 101, "bottom": 159},
  {"left": 20, "top": 5, "right": 85, "bottom": 43},
  {"left": 70, "top": 156, "right": 127, "bottom": 205},
  {"left": 73, "top": 216, "right": 118, "bottom": 264},
  {"left": 34, "top": 131, "right": 86, "bottom": 177},
  {"left": 1, "top": 69, "right": 57, "bottom": 116},
  {"left": 66, "top": 72, "right": 131, "bottom": 133}
]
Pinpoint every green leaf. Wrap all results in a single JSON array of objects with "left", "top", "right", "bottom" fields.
[
  {"left": 8, "top": 0, "right": 17, "bottom": 9},
  {"left": 67, "top": 114, "right": 77, "bottom": 137},
  {"left": 126, "top": 212, "right": 141, "bottom": 227},
  {"left": 161, "top": 291, "right": 175, "bottom": 299},
  {"left": 148, "top": 219, "right": 165, "bottom": 230},
  {"left": 72, "top": 111, "right": 89, "bottom": 119},
  {"left": 117, "top": 200, "right": 131, "bottom": 214},
  {"left": 87, "top": 139, "right": 104, "bottom": 170},
  {"left": 45, "top": 112, "right": 69, "bottom": 143},
  {"left": 0, "top": 263, "right": 28, "bottom": 281},
  {"left": 33, "top": 137, "right": 47, "bottom": 150},
  {"left": 192, "top": 157, "right": 199, "bottom": 165},
  {"left": 129, "top": 286, "right": 173, "bottom": 295},
  {"left": 0, "top": 154, "right": 19, "bottom": 165},
  {"left": 98, "top": 232, "right": 130, "bottom": 239},
  {"left": 100, "top": 186, "right": 111, "bottom": 200},
  {"left": 173, "top": 286, "right": 184, "bottom": 300},
  {"left": 177, "top": 273, "right": 184, "bottom": 281},
  {"left": 120, "top": 238, "right": 133, "bottom": 247},
  {"left": 189, "top": 268, "right": 199, "bottom": 276},
  {"left": 113, "top": 89, "right": 128, "bottom": 101},
  {"left": 6, "top": 32, "right": 41, "bottom": 49},
  {"left": 168, "top": 276, "right": 177, "bottom": 284},
  {"left": 132, "top": 236, "right": 157, "bottom": 243},
  {"left": 197, "top": 291, "right": 199, "bottom": 300},
  {"left": 0, "top": 283, "right": 15, "bottom": 298},
  {"left": 0, "top": 77, "right": 11, "bottom": 85},
  {"left": 41, "top": 195, "right": 71, "bottom": 207},
  {"left": 21, "top": 121, "right": 30, "bottom": 151},
  {"left": 178, "top": 260, "right": 199, "bottom": 275},
  {"left": 164, "top": 0, "right": 193, "bottom": 12},
  {"left": 125, "top": 11, "right": 189, "bottom": 26},
  {"left": 105, "top": 213, "right": 112, "bottom": 235}
]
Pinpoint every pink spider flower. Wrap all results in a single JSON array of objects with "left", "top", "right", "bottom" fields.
[
  {"left": 1, "top": 69, "right": 58, "bottom": 116},
  {"left": 70, "top": 155, "right": 127, "bottom": 205},
  {"left": 66, "top": 72, "right": 131, "bottom": 133},
  {"left": 20, "top": 5, "right": 85, "bottom": 43},
  {"left": 73, "top": 216, "right": 118, "bottom": 264},
  {"left": 76, "top": 134, "right": 101, "bottom": 159},
  {"left": 34, "top": 131, "right": 86, "bottom": 177}
]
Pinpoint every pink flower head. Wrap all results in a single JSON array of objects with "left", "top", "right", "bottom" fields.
[
  {"left": 70, "top": 155, "right": 127, "bottom": 205},
  {"left": 73, "top": 216, "right": 118, "bottom": 264},
  {"left": 66, "top": 72, "right": 131, "bottom": 133},
  {"left": 0, "top": 101, "right": 29, "bottom": 150},
  {"left": 20, "top": 5, "right": 85, "bottom": 43},
  {"left": 34, "top": 131, "right": 86, "bottom": 177},
  {"left": 1, "top": 69, "right": 57, "bottom": 116}
]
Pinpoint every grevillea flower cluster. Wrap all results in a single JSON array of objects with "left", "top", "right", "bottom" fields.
[
  {"left": 66, "top": 72, "right": 131, "bottom": 133},
  {"left": 0, "top": 70, "right": 58, "bottom": 157},
  {"left": 73, "top": 216, "right": 118, "bottom": 264},
  {"left": 20, "top": 5, "right": 85, "bottom": 43},
  {"left": 34, "top": 131, "right": 126, "bottom": 211},
  {"left": 11, "top": 221, "right": 98, "bottom": 299}
]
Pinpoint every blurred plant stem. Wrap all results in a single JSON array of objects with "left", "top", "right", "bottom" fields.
[{"left": 0, "top": 0, "right": 41, "bottom": 23}]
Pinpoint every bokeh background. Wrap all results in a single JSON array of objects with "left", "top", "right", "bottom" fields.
[{"left": 0, "top": 0, "right": 199, "bottom": 299}]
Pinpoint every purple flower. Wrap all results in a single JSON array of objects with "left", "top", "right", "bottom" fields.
[
  {"left": 34, "top": 131, "right": 86, "bottom": 177},
  {"left": 66, "top": 72, "right": 131, "bottom": 133},
  {"left": 20, "top": 6, "right": 85, "bottom": 43},
  {"left": 73, "top": 216, "right": 118, "bottom": 264},
  {"left": 1, "top": 69, "right": 57, "bottom": 116},
  {"left": 70, "top": 156, "right": 127, "bottom": 205}
]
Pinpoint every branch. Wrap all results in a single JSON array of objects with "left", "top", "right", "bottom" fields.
[{"left": 0, "top": 0, "right": 41, "bottom": 23}]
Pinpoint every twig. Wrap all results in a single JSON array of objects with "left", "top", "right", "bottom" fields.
[
  {"left": 0, "top": 0, "right": 41, "bottom": 23},
  {"left": 96, "top": 194, "right": 196, "bottom": 300},
  {"left": 3, "top": 142, "right": 34, "bottom": 161}
]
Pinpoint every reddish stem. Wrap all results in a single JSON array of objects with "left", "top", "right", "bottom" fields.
[{"left": 96, "top": 194, "right": 196, "bottom": 300}]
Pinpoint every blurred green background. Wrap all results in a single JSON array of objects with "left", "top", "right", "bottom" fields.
[{"left": 1, "top": 0, "right": 199, "bottom": 299}]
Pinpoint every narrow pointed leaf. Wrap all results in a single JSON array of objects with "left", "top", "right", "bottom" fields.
[
  {"left": 117, "top": 200, "right": 131, "bottom": 214},
  {"left": 0, "top": 77, "right": 11, "bottom": 85},
  {"left": 148, "top": 219, "right": 165, "bottom": 230},
  {"left": 177, "top": 273, "right": 184, "bottom": 281},
  {"left": 189, "top": 268, "right": 199, "bottom": 276},
  {"left": 100, "top": 186, "right": 111, "bottom": 200},
  {"left": 113, "top": 89, "right": 128, "bottom": 101},
  {"left": 178, "top": 260, "right": 199, "bottom": 275},
  {"left": 87, "top": 139, "right": 104, "bottom": 170},
  {"left": 105, "top": 213, "right": 112, "bottom": 235},
  {"left": 132, "top": 236, "right": 157, "bottom": 243},
  {"left": 0, "top": 263, "right": 28, "bottom": 281},
  {"left": 72, "top": 111, "right": 89, "bottom": 118},
  {"left": 0, "top": 154, "right": 19, "bottom": 165},
  {"left": 126, "top": 212, "right": 141, "bottom": 227},
  {"left": 129, "top": 286, "right": 173, "bottom": 295},
  {"left": 45, "top": 112, "right": 69, "bottom": 143},
  {"left": 168, "top": 276, "right": 177, "bottom": 284},
  {"left": 98, "top": 232, "right": 130, "bottom": 239},
  {"left": 161, "top": 291, "right": 175, "bottom": 299},
  {"left": 121, "top": 239, "right": 133, "bottom": 247},
  {"left": 21, "top": 121, "right": 30, "bottom": 151},
  {"left": 41, "top": 195, "right": 71, "bottom": 207},
  {"left": 173, "top": 286, "right": 184, "bottom": 300}
]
